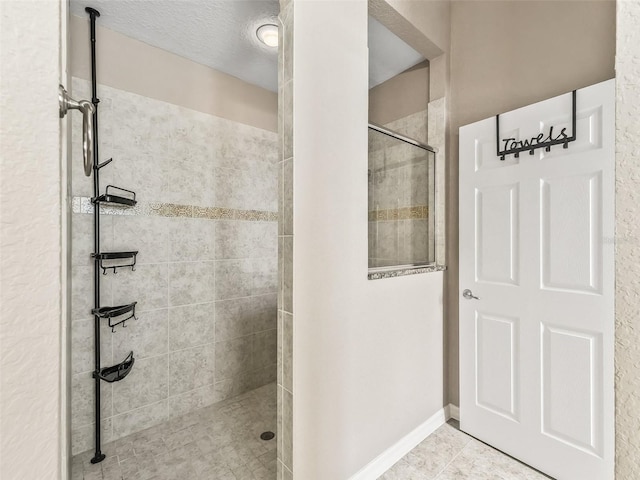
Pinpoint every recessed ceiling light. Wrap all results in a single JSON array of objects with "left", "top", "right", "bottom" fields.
[{"left": 256, "top": 24, "right": 279, "bottom": 48}]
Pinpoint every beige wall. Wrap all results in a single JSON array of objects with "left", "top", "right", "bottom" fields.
[
  {"left": 70, "top": 14, "right": 277, "bottom": 132},
  {"left": 369, "top": 61, "right": 429, "bottom": 126},
  {"left": 447, "top": 0, "right": 616, "bottom": 405},
  {"left": 0, "top": 1, "right": 64, "bottom": 479},
  {"left": 615, "top": 1, "right": 640, "bottom": 478}
]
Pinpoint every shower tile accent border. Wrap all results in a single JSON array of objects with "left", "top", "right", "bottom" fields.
[
  {"left": 368, "top": 205, "right": 429, "bottom": 221},
  {"left": 368, "top": 264, "right": 447, "bottom": 280},
  {"left": 72, "top": 196, "right": 278, "bottom": 222}
]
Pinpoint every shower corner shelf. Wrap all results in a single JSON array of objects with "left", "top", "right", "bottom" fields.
[
  {"left": 92, "top": 251, "right": 138, "bottom": 274},
  {"left": 93, "top": 185, "right": 137, "bottom": 207},
  {"left": 92, "top": 302, "right": 137, "bottom": 331},
  {"left": 94, "top": 352, "right": 135, "bottom": 383}
]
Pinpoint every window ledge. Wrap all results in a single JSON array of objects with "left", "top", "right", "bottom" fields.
[{"left": 367, "top": 264, "right": 447, "bottom": 280}]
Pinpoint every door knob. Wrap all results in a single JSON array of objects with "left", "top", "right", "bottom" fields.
[{"left": 462, "top": 289, "right": 479, "bottom": 300}]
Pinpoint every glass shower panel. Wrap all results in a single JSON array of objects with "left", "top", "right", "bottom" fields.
[{"left": 368, "top": 126, "right": 436, "bottom": 270}]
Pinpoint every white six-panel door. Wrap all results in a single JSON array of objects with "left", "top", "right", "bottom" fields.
[{"left": 459, "top": 80, "right": 614, "bottom": 480}]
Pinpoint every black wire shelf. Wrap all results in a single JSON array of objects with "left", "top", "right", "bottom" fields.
[
  {"left": 92, "top": 251, "right": 138, "bottom": 274},
  {"left": 94, "top": 352, "right": 135, "bottom": 383},
  {"left": 92, "top": 302, "right": 137, "bottom": 331},
  {"left": 93, "top": 185, "right": 137, "bottom": 207}
]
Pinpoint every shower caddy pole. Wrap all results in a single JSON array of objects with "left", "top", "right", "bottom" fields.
[
  {"left": 88, "top": 6, "right": 104, "bottom": 464},
  {"left": 86, "top": 6, "right": 138, "bottom": 464}
]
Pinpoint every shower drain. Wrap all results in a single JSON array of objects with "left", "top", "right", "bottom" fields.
[{"left": 260, "top": 431, "right": 275, "bottom": 441}]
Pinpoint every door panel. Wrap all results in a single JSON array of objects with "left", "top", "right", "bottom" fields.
[
  {"left": 475, "top": 184, "right": 520, "bottom": 285},
  {"left": 540, "top": 172, "right": 602, "bottom": 294},
  {"left": 459, "top": 80, "right": 614, "bottom": 480},
  {"left": 541, "top": 324, "right": 603, "bottom": 456},
  {"left": 476, "top": 312, "right": 519, "bottom": 421},
  {"left": 540, "top": 106, "right": 603, "bottom": 159}
]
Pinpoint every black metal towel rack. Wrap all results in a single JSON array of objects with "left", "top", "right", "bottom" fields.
[
  {"left": 85, "top": 6, "right": 138, "bottom": 464},
  {"left": 496, "top": 90, "right": 577, "bottom": 160}
]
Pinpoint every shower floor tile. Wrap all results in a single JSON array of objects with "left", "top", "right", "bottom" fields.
[
  {"left": 71, "top": 383, "right": 277, "bottom": 480},
  {"left": 378, "top": 421, "right": 551, "bottom": 480}
]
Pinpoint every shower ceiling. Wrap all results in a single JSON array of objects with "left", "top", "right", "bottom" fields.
[{"left": 70, "top": 0, "right": 425, "bottom": 92}]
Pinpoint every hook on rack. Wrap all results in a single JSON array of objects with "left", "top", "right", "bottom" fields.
[{"left": 96, "top": 158, "right": 113, "bottom": 170}]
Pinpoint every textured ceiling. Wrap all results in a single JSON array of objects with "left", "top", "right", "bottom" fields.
[{"left": 70, "top": 1, "right": 425, "bottom": 92}]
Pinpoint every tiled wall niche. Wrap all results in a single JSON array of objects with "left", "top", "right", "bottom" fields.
[{"left": 70, "top": 78, "right": 278, "bottom": 455}]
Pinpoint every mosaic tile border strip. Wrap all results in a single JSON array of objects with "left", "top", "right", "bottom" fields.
[
  {"left": 368, "top": 264, "right": 447, "bottom": 280},
  {"left": 72, "top": 197, "right": 278, "bottom": 222},
  {"left": 368, "top": 205, "right": 429, "bottom": 221}
]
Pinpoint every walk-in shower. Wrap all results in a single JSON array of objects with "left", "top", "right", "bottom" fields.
[{"left": 68, "top": 3, "right": 280, "bottom": 479}]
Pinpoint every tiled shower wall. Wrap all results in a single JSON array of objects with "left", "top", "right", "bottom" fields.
[
  {"left": 386, "top": 110, "right": 428, "bottom": 144},
  {"left": 70, "top": 78, "right": 278, "bottom": 455},
  {"left": 277, "top": 0, "right": 294, "bottom": 478}
]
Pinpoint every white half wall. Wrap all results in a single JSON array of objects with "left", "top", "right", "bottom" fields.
[
  {"left": 0, "top": 0, "right": 64, "bottom": 479},
  {"left": 292, "top": 1, "right": 445, "bottom": 478}
]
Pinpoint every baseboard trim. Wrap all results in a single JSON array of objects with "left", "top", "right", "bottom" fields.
[
  {"left": 447, "top": 403, "right": 460, "bottom": 421},
  {"left": 349, "top": 404, "right": 462, "bottom": 480},
  {"left": 349, "top": 407, "right": 448, "bottom": 480}
]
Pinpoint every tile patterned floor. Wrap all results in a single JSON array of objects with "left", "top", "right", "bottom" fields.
[
  {"left": 73, "top": 393, "right": 547, "bottom": 480},
  {"left": 379, "top": 421, "right": 550, "bottom": 480},
  {"left": 71, "top": 383, "right": 277, "bottom": 480}
]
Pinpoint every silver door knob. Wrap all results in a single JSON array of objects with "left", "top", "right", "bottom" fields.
[{"left": 462, "top": 289, "right": 479, "bottom": 300}]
